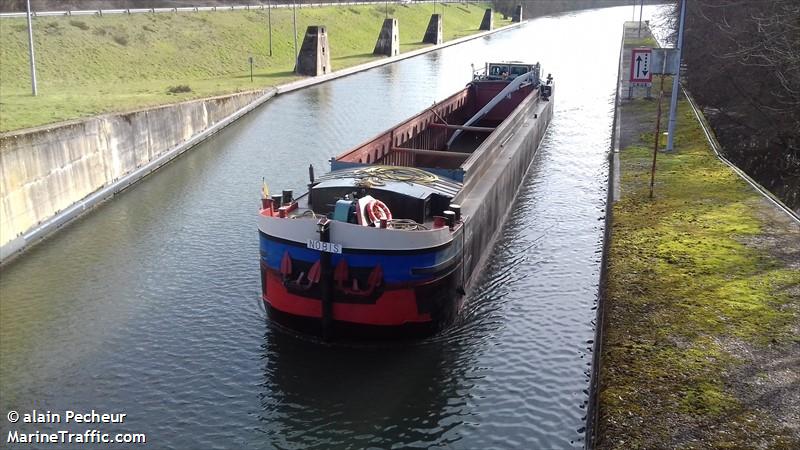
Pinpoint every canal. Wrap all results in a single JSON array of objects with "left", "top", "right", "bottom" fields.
[{"left": 0, "top": 5, "right": 664, "bottom": 449}]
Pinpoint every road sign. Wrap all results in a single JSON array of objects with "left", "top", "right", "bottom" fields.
[
  {"left": 630, "top": 48, "right": 652, "bottom": 83},
  {"left": 650, "top": 48, "right": 679, "bottom": 75}
]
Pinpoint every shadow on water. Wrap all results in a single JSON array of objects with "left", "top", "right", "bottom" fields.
[{"left": 258, "top": 325, "right": 480, "bottom": 449}]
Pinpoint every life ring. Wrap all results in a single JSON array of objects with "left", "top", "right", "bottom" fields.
[{"left": 366, "top": 199, "right": 392, "bottom": 223}]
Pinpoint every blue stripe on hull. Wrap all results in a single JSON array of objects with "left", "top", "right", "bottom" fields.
[{"left": 259, "top": 232, "right": 461, "bottom": 284}]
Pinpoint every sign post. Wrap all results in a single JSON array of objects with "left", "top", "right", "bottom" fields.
[
  {"left": 267, "top": 0, "right": 272, "bottom": 57},
  {"left": 26, "top": 0, "right": 37, "bottom": 96},
  {"left": 649, "top": 53, "right": 669, "bottom": 199}
]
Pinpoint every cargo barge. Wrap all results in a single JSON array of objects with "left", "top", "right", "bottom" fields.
[{"left": 258, "top": 62, "right": 554, "bottom": 340}]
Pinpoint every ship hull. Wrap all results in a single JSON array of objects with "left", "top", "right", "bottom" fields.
[{"left": 259, "top": 229, "right": 464, "bottom": 340}]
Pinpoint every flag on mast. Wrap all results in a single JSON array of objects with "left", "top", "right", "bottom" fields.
[{"left": 262, "top": 178, "right": 270, "bottom": 199}]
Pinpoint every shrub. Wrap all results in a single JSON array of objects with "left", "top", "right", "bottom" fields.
[
  {"left": 43, "top": 22, "right": 62, "bottom": 35},
  {"left": 69, "top": 20, "right": 90, "bottom": 30},
  {"left": 113, "top": 34, "right": 129, "bottom": 46},
  {"left": 167, "top": 85, "right": 192, "bottom": 94}
]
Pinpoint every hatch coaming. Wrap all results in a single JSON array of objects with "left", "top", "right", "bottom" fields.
[
  {"left": 331, "top": 78, "right": 540, "bottom": 177},
  {"left": 334, "top": 88, "right": 471, "bottom": 167},
  {"left": 460, "top": 83, "right": 547, "bottom": 174}
]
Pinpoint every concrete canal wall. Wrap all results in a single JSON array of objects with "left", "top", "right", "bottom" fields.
[
  {"left": 0, "top": 90, "right": 274, "bottom": 260},
  {"left": 0, "top": 21, "right": 526, "bottom": 263}
]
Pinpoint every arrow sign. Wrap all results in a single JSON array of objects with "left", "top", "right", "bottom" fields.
[{"left": 630, "top": 48, "right": 653, "bottom": 83}]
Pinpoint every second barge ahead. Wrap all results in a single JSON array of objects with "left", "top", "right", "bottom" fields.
[{"left": 258, "top": 62, "right": 554, "bottom": 340}]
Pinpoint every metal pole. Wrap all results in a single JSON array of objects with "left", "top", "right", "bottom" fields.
[
  {"left": 293, "top": 2, "right": 298, "bottom": 67},
  {"left": 26, "top": 0, "right": 38, "bottom": 96},
  {"left": 666, "top": 0, "right": 687, "bottom": 152},
  {"left": 649, "top": 53, "right": 669, "bottom": 199},
  {"left": 268, "top": 0, "right": 272, "bottom": 57},
  {"left": 637, "top": 0, "right": 644, "bottom": 37},
  {"left": 317, "top": 219, "right": 333, "bottom": 341},
  {"left": 649, "top": 80, "right": 664, "bottom": 199},
  {"left": 632, "top": 0, "right": 635, "bottom": 21}
]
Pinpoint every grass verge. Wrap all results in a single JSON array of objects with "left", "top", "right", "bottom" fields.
[
  {"left": 597, "top": 88, "right": 800, "bottom": 447},
  {"left": 0, "top": 3, "right": 509, "bottom": 132}
]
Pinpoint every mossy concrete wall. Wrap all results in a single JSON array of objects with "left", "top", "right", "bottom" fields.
[{"left": 0, "top": 90, "right": 270, "bottom": 259}]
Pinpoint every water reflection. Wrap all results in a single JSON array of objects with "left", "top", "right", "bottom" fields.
[{"left": 259, "top": 327, "right": 479, "bottom": 449}]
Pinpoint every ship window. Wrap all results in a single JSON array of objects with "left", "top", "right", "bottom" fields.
[
  {"left": 489, "top": 64, "right": 510, "bottom": 78},
  {"left": 510, "top": 65, "right": 529, "bottom": 77}
]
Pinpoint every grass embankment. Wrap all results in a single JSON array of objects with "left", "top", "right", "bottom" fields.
[
  {"left": 597, "top": 29, "right": 800, "bottom": 449},
  {"left": 0, "top": 3, "right": 509, "bottom": 132}
]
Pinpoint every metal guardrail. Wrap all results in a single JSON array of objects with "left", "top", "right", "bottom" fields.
[
  {"left": 647, "top": 32, "right": 799, "bottom": 223},
  {"left": 682, "top": 88, "right": 800, "bottom": 223},
  {"left": 0, "top": 1, "right": 464, "bottom": 18}
]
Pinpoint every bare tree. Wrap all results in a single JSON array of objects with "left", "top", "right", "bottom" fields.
[{"left": 680, "top": 0, "right": 800, "bottom": 209}]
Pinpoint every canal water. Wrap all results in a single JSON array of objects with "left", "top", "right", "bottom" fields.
[{"left": 1, "top": 6, "right": 664, "bottom": 449}]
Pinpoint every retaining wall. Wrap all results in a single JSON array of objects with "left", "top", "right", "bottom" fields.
[{"left": 0, "top": 90, "right": 270, "bottom": 259}]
